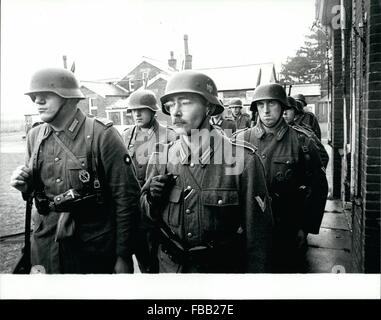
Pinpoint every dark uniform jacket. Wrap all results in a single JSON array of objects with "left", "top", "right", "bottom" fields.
[
  {"left": 140, "top": 123, "right": 273, "bottom": 273},
  {"left": 122, "top": 119, "right": 176, "bottom": 187},
  {"left": 234, "top": 118, "right": 328, "bottom": 236},
  {"left": 122, "top": 119, "right": 176, "bottom": 273},
  {"left": 209, "top": 117, "right": 236, "bottom": 137},
  {"left": 294, "top": 111, "right": 321, "bottom": 140},
  {"left": 290, "top": 122, "right": 329, "bottom": 169},
  {"left": 233, "top": 113, "right": 251, "bottom": 130},
  {"left": 26, "top": 108, "right": 141, "bottom": 273}
]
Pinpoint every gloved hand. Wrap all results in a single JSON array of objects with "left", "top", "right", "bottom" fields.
[{"left": 148, "top": 173, "right": 176, "bottom": 204}]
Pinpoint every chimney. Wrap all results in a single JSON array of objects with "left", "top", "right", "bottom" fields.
[
  {"left": 183, "top": 34, "right": 192, "bottom": 70},
  {"left": 168, "top": 51, "right": 177, "bottom": 70}
]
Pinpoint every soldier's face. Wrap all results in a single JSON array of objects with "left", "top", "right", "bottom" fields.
[
  {"left": 257, "top": 99, "right": 283, "bottom": 127},
  {"left": 231, "top": 107, "right": 242, "bottom": 117},
  {"left": 165, "top": 93, "right": 209, "bottom": 135},
  {"left": 131, "top": 108, "right": 154, "bottom": 128},
  {"left": 32, "top": 92, "right": 65, "bottom": 123},
  {"left": 283, "top": 108, "right": 295, "bottom": 124}
]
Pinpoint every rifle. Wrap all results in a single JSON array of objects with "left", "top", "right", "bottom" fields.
[{"left": 13, "top": 195, "right": 33, "bottom": 274}]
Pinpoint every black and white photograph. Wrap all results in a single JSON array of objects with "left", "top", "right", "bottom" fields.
[{"left": 0, "top": 0, "right": 380, "bottom": 302}]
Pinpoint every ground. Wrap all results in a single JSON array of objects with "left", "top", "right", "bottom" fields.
[{"left": 0, "top": 126, "right": 353, "bottom": 274}]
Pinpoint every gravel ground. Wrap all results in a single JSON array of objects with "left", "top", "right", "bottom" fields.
[{"left": 0, "top": 132, "right": 27, "bottom": 273}]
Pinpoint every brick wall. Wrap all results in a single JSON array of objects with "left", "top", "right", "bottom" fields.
[
  {"left": 362, "top": 0, "right": 381, "bottom": 272},
  {"left": 351, "top": 0, "right": 381, "bottom": 273}
]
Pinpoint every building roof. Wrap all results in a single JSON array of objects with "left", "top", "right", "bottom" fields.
[
  {"left": 80, "top": 81, "right": 129, "bottom": 98},
  {"left": 140, "top": 56, "right": 177, "bottom": 74},
  {"left": 106, "top": 97, "right": 129, "bottom": 110},
  {"left": 290, "top": 83, "right": 321, "bottom": 97},
  {"left": 196, "top": 63, "right": 277, "bottom": 91}
]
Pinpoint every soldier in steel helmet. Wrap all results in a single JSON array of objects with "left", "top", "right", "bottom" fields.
[
  {"left": 233, "top": 83, "right": 328, "bottom": 273},
  {"left": 284, "top": 96, "right": 329, "bottom": 169},
  {"left": 140, "top": 70, "right": 273, "bottom": 273},
  {"left": 10, "top": 68, "right": 141, "bottom": 274},
  {"left": 209, "top": 100, "right": 236, "bottom": 137},
  {"left": 122, "top": 89, "right": 176, "bottom": 273},
  {"left": 292, "top": 93, "right": 322, "bottom": 140},
  {"left": 228, "top": 99, "right": 251, "bottom": 130}
]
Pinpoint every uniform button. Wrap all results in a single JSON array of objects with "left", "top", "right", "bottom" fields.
[
  {"left": 56, "top": 178, "right": 61, "bottom": 183},
  {"left": 55, "top": 132, "right": 60, "bottom": 136},
  {"left": 54, "top": 157, "right": 60, "bottom": 162},
  {"left": 81, "top": 162, "right": 85, "bottom": 167},
  {"left": 185, "top": 209, "right": 191, "bottom": 214},
  {"left": 187, "top": 232, "right": 193, "bottom": 238},
  {"left": 86, "top": 135, "right": 91, "bottom": 139},
  {"left": 262, "top": 154, "right": 266, "bottom": 159},
  {"left": 190, "top": 163, "right": 195, "bottom": 168},
  {"left": 186, "top": 186, "right": 192, "bottom": 190},
  {"left": 217, "top": 199, "right": 223, "bottom": 205},
  {"left": 56, "top": 197, "right": 61, "bottom": 201}
]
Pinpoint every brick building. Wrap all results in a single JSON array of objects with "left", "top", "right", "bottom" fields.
[{"left": 316, "top": 0, "right": 380, "bottom": 273}]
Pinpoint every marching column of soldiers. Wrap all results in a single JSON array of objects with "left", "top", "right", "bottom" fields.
[{"left": 10, "top": 67, "right": 328, "bottom": 274}]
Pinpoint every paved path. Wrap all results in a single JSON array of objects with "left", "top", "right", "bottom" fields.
[{"left": 306, "top": 199, "right": 352, "bottom": 273}]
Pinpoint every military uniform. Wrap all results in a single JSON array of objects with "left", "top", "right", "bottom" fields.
[
  {"left": 122, "top": 118, "right": 176, "bottom": 272},
  {"left": 140, "top": 125, "right": 273, "bottom": 273},
  {"left": 233, "top": 113, "right": 251, "bottom": 130},
  {"left": 234, "top": 118, "right": 328, "bottom": 272},
  {"left": 209, "top": 117, "right": 236, "bottom": 137},
  {"left": 26, "top": 108, "right": 141, "bottom": 273},
  {"left": 294, "top": 111, "right": 322, "bottom": 140},
  {"left": 123, "top": 119, "right": 176, "bottom": 186}
]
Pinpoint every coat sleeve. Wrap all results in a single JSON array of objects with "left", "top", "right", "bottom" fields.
[
  {"left": 301, "top": 137, "right": 328, "bottom": 234},
  {"left": 97, "top": 126, "right": 141, "bottom": 259},
  {"left": 241, "top": 152, "right": 273, "bottom": 272}
]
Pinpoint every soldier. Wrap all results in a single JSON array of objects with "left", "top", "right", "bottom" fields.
[
  {"left": 122, "top": 89, "right": 176, "bottom": 273},
  {"left": 284, "top": 96, "right": 329, "bottom": 169},
  {"left": 228, "top": 99, "right": 251, "bottom": 130},
  {"left": 209, "top": 111, "right": 236, "bottom": 137},
  {"left": 292, "top": 93, "right": 322, "bottom": 140},
  {"left": 140, "top": 70, "right": 273, "bottom": 273},
  {"left": 10, "top": 68, "right": 141, "bottom": 274},
  {"left": 234, "top": 83, "right": 328, "bottom": 273}
]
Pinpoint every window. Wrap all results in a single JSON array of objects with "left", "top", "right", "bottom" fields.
[
  {"left": 108, "top": 111, "right": 121, "bottom": 125},
  {"left": 89, "top": 98, "right": 98, "bottom": 116}
]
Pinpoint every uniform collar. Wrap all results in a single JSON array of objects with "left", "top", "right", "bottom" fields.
[
  {"left": 210, "top": 117, "right": 223, "bottom": 126},
  {"left": 255, "top": 117, "right": 289, "bottom": 141},
  {"left": 135, "top": 118, "right": 159, "bottom": 137},
  {"left": 179, "top": 123, "right": 222, "bottom": 166},
  {"left": 61, "top": 108, "right": 86, "bottom": 140}
]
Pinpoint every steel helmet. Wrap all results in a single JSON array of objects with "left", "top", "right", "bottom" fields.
[
  {"left": 228, "top": 99, "right": 243, "bottom": 108},
  {"left": 250, "top": 83, "right": 290, "bottom": 112},
  {"left": 160, "top": 70, "right": 224, "bottom": 116},
  {"left": 25, "top": 68, "right": 85, "bottom": 100},
  {"left": 127, "top": 89, "right": 159, "bottom": 112},
  {"left": 292, "top": 93, "right": 307, "bottom": 107},
  {"left": 286, "top": 96, "right": 300, "bottom": 112}
]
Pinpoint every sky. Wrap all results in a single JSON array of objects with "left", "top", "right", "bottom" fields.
[{"left": 1, "top": 0, "right": 317, "bottom": 120}]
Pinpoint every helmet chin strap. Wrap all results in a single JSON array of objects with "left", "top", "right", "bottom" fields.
[
  {"left": 196, "top": 105, "right": 214, "bottom": 130},
  {"left": 46, "top": 99, "right": 67, "bottom": 124}
]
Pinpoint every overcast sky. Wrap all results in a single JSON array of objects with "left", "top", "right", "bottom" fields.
[{"left": 1, "top": 0, "right": 316, "bottom": 120}]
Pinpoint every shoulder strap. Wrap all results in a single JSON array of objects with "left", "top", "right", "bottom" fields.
[{"left": 124, "top": 125, "right": 136, "bottom": 148}]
